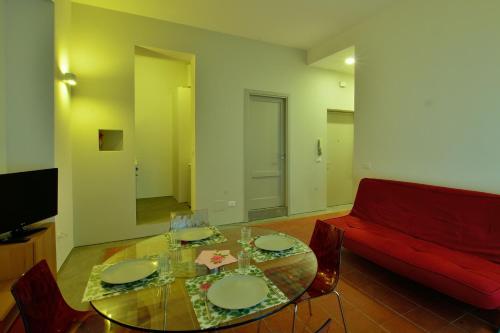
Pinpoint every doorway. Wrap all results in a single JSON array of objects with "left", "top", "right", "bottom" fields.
[
  {"left": 134, "top": 46, "right": 195, "bottom": 225},
  {"left": 326, "top": 110, "right": 354, "bottom": 207},
  {"left": 245, "top": 91, "right": 287, "bottom": 221}
]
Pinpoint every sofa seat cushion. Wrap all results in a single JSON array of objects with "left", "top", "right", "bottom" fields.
[
  {"left": 326, "top": 215, "right": 500, "bottom": 309},
  {"left": 352, "top": 178, "right": 500, "bottom": 263}
]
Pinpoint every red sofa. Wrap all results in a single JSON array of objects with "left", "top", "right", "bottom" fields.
[{"left": 324, "top": 178, "right": 500, "bottom": 309}]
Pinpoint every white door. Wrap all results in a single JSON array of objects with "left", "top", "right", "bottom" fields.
[
  {"left": 245, "top": 94, "right": 286, "bottom": 215},
  {"left": 327, "top": 111, "right": 354, "bottom": 207}
]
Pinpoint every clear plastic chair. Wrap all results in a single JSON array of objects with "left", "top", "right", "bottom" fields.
[{"left": 170, "top": 208, "right": 209, "bottom": 231}]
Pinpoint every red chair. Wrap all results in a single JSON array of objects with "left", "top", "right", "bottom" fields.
[
  {"left": 315, "top": 318, "right": 332, "bottom": 333},
  {"left": 10, "top": 260, "right": 132, "bottom": 333},
  {"left": 292, "top": 221, "right": 347, "bottom": 333}
]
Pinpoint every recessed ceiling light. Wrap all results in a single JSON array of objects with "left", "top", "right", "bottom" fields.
[{"left": 345, "top": 57, "right": 355, "bottom": 65}]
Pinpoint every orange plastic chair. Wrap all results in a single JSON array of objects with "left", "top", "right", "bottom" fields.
[
  {"left": 315, "top": 318, "right": 332, "bottom": 333},
  {"left": 11, "top": 260, "right": 133, "bottom": 333},
  {"left": 292, "top": 220, "right": 347, "bottom": 333}
]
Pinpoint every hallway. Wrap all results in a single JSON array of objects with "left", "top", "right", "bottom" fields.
[{"left": 136, "top": 196, "right": 190, "bottom": 225}]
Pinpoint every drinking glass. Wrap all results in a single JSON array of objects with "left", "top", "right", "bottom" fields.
[
  {"left": 169, "top": 230, "right": 182, "bottom": 263},
  {"left": 240, "top": 226, "right": 252, "bottom": 243},
  {"left": 169, "top": 229, "right": 181, "bottom": 248},
  {"left": 238, "top": 251, "right": 251, "bottom": 274},
  {"left": 159, "top": 255, "right": 172, "bottom": 275}
]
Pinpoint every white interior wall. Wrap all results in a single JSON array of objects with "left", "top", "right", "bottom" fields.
[
  {"left": 54, "top": 0, "right": 74, "bottom": 269},
  {"left": 0, "top": 0, "right": 63, "bottom": 264},
  {"left": 4, "top": 0, "right": 54, "bottom": 172},
  {"left": 0, "top": 0, "right": 6, "bottom": 172},
  {"left": 134, "top": 53, "right": 188, "bottom": 199},
  {"left": 308, "top": 0, "right": 500, "bottom": 194},
  {"left": 70, "top": 4, "right": 355, "bottom": 245},
  {"left": 172, "top": 87, "right": 192, "bottom": 203},
  {"left": 328, "top": 74, "right": 355, "bottom": 112}
]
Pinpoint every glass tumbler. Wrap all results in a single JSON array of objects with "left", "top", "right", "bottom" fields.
[
  {"left": 240, "top": 226, "right": 252, "bottom": 243},
  {"left": 238, "top": 251, "right": 251, "bottom": 273},
  {"left": 169, "top": 230, "right": 182, "bottom": 263},
  {"left": 159, "top": 255, "right": 172, "bottom": 275},
  {"left": 169, "top": 229, "right": 181, "bottom": 248}
]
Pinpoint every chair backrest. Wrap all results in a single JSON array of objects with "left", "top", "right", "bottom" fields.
[
  {"left": 11, "top": 260, "right": 76, "bottom": 333},
  {"left": 170, "top": 209, "right": 210, "bottom": 231},
  {"left": 309, "top": 220, "right": 345, "bottom": 292},
  {"left": 315, "top": 318, "right": 332, "bottom": 333}
]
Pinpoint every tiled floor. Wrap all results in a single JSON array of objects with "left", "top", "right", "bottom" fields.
[
  {"left": 136, "top": 196, "right": 190, "bottom": 225},
  {"left": 247, "top": 217, "right": 499, "bottom": 333},
  {"left": 57, "top": 210, "right": 499, "bottom": 333}
]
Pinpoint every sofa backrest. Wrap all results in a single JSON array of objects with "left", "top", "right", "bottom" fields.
[{"left": 351, "top": 178, "right": 500, "bottom": 263}]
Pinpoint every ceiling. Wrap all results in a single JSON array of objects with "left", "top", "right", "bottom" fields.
[
  {"left": 72, "top": 0, "right": 396, "bottom": 50},
  {"left": 310, "top": 46, "right": 355, "bottom": 74}
]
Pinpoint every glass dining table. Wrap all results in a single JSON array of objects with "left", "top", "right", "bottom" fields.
[{"left": 90, "top": 226, "right": 318, "bottom": 332}]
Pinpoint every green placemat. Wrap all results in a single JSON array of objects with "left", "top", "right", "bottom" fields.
[
  {"left": 166, "top": 226, "right": 227, "bottom": 248},
  {"left": 82, "top": 256, "right": 175, "bottom": 302},
  {"left": 185, "top": 266, "right": 288, "bottom": 329},
  {"left": 239, "top": 233, "right": 311, "bottom": 262}
]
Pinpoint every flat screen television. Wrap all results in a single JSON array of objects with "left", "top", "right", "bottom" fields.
[{"left": 0, "top": 168, "right": 58, "bottom": 243}]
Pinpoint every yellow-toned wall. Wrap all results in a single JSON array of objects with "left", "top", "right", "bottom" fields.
[
  {"left": 54, "top": 0, "right": 74, "bottom": 269},
  {"left": 134, "top": 54, "right": 188, "bottom": 199},
  {"left": 71, "top": 4, "right": 354, "bottom": 245},
  {"left": 172, "top": 86, "right": 192, "bottom": 203}
]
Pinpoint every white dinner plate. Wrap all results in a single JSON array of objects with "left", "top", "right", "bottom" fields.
[
  {"left": 175, "top": 227, "right": 213, "bottom": 241},
  {"left": 207, "top": 275, "right": 269, "bottom": 310},
  {"left": 254, "top": 234, "right": 295, "bottom": 252},
  {"left": 101, "top": 259, "right": 157, "bottom": 284}
]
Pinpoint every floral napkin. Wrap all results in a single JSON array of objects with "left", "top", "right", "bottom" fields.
[{"left": 195, "top": 250, "right": 237, "bottom": 270}]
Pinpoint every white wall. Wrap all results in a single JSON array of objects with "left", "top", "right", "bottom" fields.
[
  {"left": 134, "top": 53, "right": 188, "bottom": 199},
  {"left": 172, "top": 87, "right": 192, "bottom": 203},
  {"left": 328, "top": 74, "right": 355, "bottom": 112},
  {"left": 0, "top": 0, "right": 64, "bottom": 264},
  {"left": 4, "top": 0, "right": 54, "bottom": 172},
  {"left": 309, "top": 0, "right": 500, "bottom": 194},
  {"left": 54, "top": 0, "right": 74, "bottom": 269},
  {"left": 0, "top": 0, "right": 6, "bottom": 172},
  {"left": 71, "top": 4, "right": 355, "bottom": 245}
]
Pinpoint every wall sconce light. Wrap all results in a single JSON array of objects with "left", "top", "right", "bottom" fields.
[{"left": 62, "top": 72, "right": 77, "bottom": 86}]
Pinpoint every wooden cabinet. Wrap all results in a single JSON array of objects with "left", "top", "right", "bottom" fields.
[{"left": 0, "top": 223, "right": 56, "bottom": 333}]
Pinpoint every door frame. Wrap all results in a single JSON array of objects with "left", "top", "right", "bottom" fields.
[
  {"left": 244, "top": 89, "right": 289, "bottom": 222},
  {"left": 326, "top": 108, "right": 355, "bottom": 207}
]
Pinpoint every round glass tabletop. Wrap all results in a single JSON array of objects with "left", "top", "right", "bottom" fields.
[{"left": 91, "top": 226, "right": 318, "bottom": 332}]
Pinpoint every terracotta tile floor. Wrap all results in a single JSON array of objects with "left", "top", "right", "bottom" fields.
[
  {"left": 53, "top": 211, "right": 499, "bottom": 333},
  {"left": 227, "top": 214, "right": 500, "bottom": 333}
]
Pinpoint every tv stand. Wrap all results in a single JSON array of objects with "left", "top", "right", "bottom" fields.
[
  {"left": 0, "top": 236, "right": 29, "bottom": 244},
  {"left": 12, "top": 226, "right": 48, "bottom": 238},
  {"left": 0, "top": 226, "right": 47, "bottom": 244},
  {"left": 0, "top": 222, "right": 55, "bottom": 332}
]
